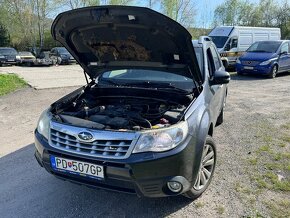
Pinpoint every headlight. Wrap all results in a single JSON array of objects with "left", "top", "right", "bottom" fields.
[
  {"left": 260, "top": 58, "right": 277, "bottom": 66},
  {"left": 16, "top": 55, "right": 21, "bottom": 60},
  {"left": 0, "top": 55, "right": 5, "bottom": 58},
  {"left": 37, "top": 109, "right": 51, "bottom": 140},
  {"left": 133, "top": 121, "right": 188, "bottom": 153},
  {"left": 236, "top": 58, "right": 241, "bottom": 64}
]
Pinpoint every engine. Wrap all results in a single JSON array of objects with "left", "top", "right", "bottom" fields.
[{"left": 51, "top": 86, "right": 193, "bottom": 131}]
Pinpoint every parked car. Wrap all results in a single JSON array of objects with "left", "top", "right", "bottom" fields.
[
  {"left": 35, "top": 6, "right": 230, "bottom": 199},
  {"left": 33, "top": 51, "right": 53, "bottom": 66},
  {"left": 16, "top": 51, "right": 36, "bottom": 66},
  {"left": 209, "top": 26, "right": 281, "bottom": 69},
  {"left": 0, "top": 47, "right": 18, "bottom": 66},
  {"left": 49, "top": 47, "right": 76, "bottom": 64},
  {"left": 236, "top": 40, "right": 290, "bottom": 78}
]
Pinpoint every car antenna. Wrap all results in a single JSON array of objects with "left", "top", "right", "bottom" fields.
[{"left": 83, "top": 70, "right": 89, "bottom": 84}]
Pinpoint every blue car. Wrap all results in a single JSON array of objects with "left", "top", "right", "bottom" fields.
[{"left": 236, "top": 40, "right": 290, "bottom": 78}]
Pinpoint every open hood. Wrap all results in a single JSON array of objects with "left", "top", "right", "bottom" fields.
[{"left": 52, "top": 6, "right": 202, "bottom": 84}]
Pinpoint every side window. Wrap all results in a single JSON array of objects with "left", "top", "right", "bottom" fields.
[
  {"left": 231, "top": 38, "right": 238, "bottom": 48},
  {"left": 206, "top": 48, "right": 215, "bottom": 77},
  {"left": 210, "top": 46, "right": 222, "bottom": 70},
  {"left": 281, "top": 43, "right": 289, "bottom": 53}
]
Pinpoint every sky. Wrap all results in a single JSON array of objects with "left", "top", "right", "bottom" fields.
[{"left": 52, "top": 0, "right": 286, "bottom": 28}]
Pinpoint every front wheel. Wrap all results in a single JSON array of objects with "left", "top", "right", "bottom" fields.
[
  {"left": 268, "top": 65, "right": 278, "bottom": 78},
  {"left": 183, "top": 136, "right": 217, "bottom": 200}
]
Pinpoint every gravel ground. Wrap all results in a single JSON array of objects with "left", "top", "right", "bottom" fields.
[{"left": 0, "top": 72, "right": 289, "bottom": 218}]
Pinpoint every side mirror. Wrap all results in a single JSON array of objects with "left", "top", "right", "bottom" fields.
[
  {"left": 280, "top": 51, "right": 287, "bottom": 55},
  {"left": 210, "top": 70, "right": 230, "bottom": 85},
  {"left": 225, "top": 44, "right": 230, "bottom": 51}
]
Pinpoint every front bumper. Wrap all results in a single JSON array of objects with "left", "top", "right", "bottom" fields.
[
  {"left": 236, "top": 64, "right": 272, "bottom": 75},
  {"left": 0, "top": 59, "right": 17, "bottom": 65},
  {"left": 34, "top": 59, "right": 53, "bottom": 66},
  {"left": 61, "top": 58, "right": 76, "bottom": 64},
  {"left": 34, "top": 130, "right": 201, "bottom": 197}
]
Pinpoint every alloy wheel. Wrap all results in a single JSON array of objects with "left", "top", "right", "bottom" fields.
[
  {"left": 271, "top": 65, "right": 278, "bottom": 78},
  {"left": 194, "top": 143, "right": 215, "bottom": 190}
]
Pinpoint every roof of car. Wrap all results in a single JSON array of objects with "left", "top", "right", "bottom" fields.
[
  {"left": 192, "top": 40, "right": 201, "bottom": 47},
  {"left": 255, "top": 40, "right": 289, "bottom": 43},
  {"left": 192, "top": 39, "right": 214, "bottom": 48},
  {"left": 0, "top": 47, "right": 16, "bottom": 49}
]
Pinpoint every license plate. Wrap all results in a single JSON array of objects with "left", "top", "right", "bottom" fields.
[
  {"left": 8, "top": 59, "right": 14, "bottom": 61},
  {"left": 244, "top": 66, "right": 254, "bottom": 70},
  {"left": 50, "top": 156, "right": 104, "bottom": 179}
]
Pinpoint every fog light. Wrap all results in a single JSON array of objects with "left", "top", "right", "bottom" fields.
[{"left": 167, "top": 181, "right": 182, "bottom": 193}]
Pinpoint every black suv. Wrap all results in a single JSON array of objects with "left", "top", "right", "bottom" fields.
[
  {"left": 0, "top": 47, "right": 18, "bottom": 66},
  {"left": 35, "top": 6, "right": 230, "bottom": 199},
  {"left": 49, "top": 47, "right": 76, "bottom": 64}
]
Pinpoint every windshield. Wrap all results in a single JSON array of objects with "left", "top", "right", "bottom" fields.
[
  {"left": 98, "top": 69, "right": 194, "bottom": 92},
  {"left": 210, "top": 36, "right": 228, "bottom": 48},
  {"left": 57, "top": 47, "right": 69, "bottom": 54},
  {"left": 247, "top": 41, "right": 281, "bottom": 53},
  {"left": 0, "top": 48, "right": 17, "bottom": 55}
]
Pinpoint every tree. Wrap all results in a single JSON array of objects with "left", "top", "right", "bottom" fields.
[
  {"left": 108, "top": 0, "right": 132, "bottom": 4},
  {"left": 161, "top": 0, "right": 196, "bottom": 27},
  {"left": 257, "top": 0, "right": 279, "bottom": 27},
  {"left": 213, "top": 0, "right": 254, "bottom": 26},
  {"left": 276, "top": 0, "right": 290, "bottom": 39},
  {"left": 0, "top": 24, "right": 10, "bottom": 46},
  {"left": 55, "top": 0, "right": 100, "bottom": 9}
]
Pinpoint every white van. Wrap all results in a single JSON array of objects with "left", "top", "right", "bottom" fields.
[{"left": 208, "top": 26, "right": 281, "bottom": 68}]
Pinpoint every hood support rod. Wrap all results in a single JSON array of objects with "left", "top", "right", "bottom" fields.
[{"left": 83, "top": 70, "right": 89, "bottom": 84}]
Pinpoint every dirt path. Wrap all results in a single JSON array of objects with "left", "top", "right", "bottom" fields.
[{"left": 0, "top": 73, "right": 289, "bottom": 217}]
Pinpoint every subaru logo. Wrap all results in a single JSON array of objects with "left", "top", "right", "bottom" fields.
[{"left": 78, "top": 132, "right": 93, "bottom": 141}]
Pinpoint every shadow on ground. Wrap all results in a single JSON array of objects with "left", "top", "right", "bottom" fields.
[
  {"left": 0, "top": 144, "right": 193, "bottom": 218},
  {"left": 230, "top": 71, "right": 289, "bottom": 81}
]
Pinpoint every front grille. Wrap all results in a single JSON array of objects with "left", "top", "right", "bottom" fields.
[
  {"left": 49, "top": 122, "right": 138, "bottom": 159},
  {"left": 242, "top": 61, "right": 260, "bottom": 66}
]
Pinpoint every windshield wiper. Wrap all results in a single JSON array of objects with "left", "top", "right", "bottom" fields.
[
  {"left": 249, "top": 50, "right": 269, "bottom": 53},
  {"left": 122, "top": 81, "right": 191, "bottom": 94},
  {"left": 98, "top": 80, "right": 192, "bottom": 94},
  {"left": 98, "top": 79, "right": 122, "bottom": 86}
]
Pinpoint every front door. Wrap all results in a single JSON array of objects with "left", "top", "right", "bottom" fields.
[{"left": 278, "top": 42, "right": 290, "bottom": 72}]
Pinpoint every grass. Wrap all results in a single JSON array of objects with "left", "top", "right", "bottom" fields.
[
  {"left": 216, "top": 205, "right": 225, "bottom": 215},
  {"left": 265, "top": 199, "right": 290, "bottom": 218},
  {"left": 281, "top": 123, "right": 290, "bottom": 130},
  {"left": 239, "top": 119, "right": 290, "bottom": 216},
  {"left": 0, "top": 74, "right": 26, "bottom": 96},
  {"left": 195, "top": 201, "right": 205, "bottom": 208}
]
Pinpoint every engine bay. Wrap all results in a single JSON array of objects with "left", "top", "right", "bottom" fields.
[{"left": 51, "top": 87, "right": 194, "bottom": 131}]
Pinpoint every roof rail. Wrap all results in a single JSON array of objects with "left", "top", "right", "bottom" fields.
[{"left": 198, "top": 36, "right": 212, "bottom": 44}]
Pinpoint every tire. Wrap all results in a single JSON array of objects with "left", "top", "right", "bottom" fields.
[
  {"left": 26, "top": 62, "right": 33, "bottom": 67},
  {"left": 183, "top": 136, "right": 217, "bottom": 200},
  {"left": 268, "top": 65, "right": 278, "bottom": 78}
]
